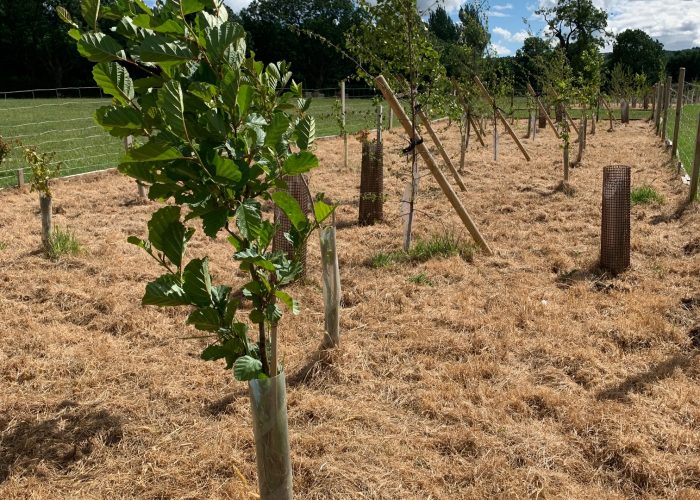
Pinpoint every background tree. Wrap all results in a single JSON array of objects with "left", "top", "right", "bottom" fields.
[
  {"left": 428, "top": 5, "right": 469, "bottom": 79},
  {"left": 666, "top": 48, "right": 700, "bottom": 82},
  {"left": 536, "top": 0, "right": 610, "bottom": 77},
  {"left": 458, "top": 1, "right": 491, "bottom": 75},
  {"left": 514, "top": 36, "right": 553, "bottom": 91},
  {"left": 609, "top": 29, "right": 665, "bottom": 85},
  {"left": 240, "top": 0, "right": 359, "bottom": 90}
]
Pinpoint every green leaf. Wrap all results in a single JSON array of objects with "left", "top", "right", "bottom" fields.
[
  {"left": 80, "top": 0, "right": 100, "bottom": 30},
  {"left": 118, "top": 163, "right": 156, "bottom": 183},
  {"left": 179, "top": 0, "right": 209, "bottom": 15},
  {"left": 200, "top": 207, "right": 229, "bottom": 238},
  {"left": 92, "top": 63, "right": 134, "bottom": 105},
  {"left": 235, "top": 199, "right": 262, "bottom": 240},
  {"left": 134, "top": 0, "right": 152, "bottom": 15},
  {"left": 95, "top": 105, "right": 143, "bottom": 136},
  {"left": 236, "top": 85, "right": 254, "bottom": 119},
  {"left": 158, "top": 80, "right": 188, "bottom": 138},
  {"left": 313, "top": 200, "right": 335, "bottom": 224},
  {"left": 211, "top": 155, "right": 241, "bottom": 182},
  {"left": 142, "top": 274, "right": 189, "bottom": 306},
  {"left": 147, "top": 206, "right": 187, "bottom": 268},
  {"left": 67, "top": 28, "right": 81, "bottom": 41},
  {"left": 140, "top": 35, "right": 193, "bottom": 63},
  {"left": 187, "top": 307, "right": 220, "bottom": 332},
  {"left": 233, "top": 355, "right": 263, "bottom": 381},
  {"left": 204, "top": 21, "right": 243, "bottom": 61},
  {"left": 127, "top": 235, "right": 151, "bottom": 252},
  {"left": 264, "top": 112, "right": 290, "bottom": 148},
  {"left": 295, "top": 115, "right": 316, "bottom": 150},
  {"left": 283, "top": 151, "right": 318, "bottom": 175},
  {"left": 271, "top": 191, "right": 307, "bottom": 231},
  {"left": 57, "top": 6, "right": 78, "bottom": 28},
  {"left": 182, "top": 258, "right": 213, "bottom": 307},
  {"left": 275, "top": 290, "right": 300, "bottom": 315},
  {"left": 122, "top": 136, "right": 183, "bottom": 163},
  {"left": 132, "top": 14, "right": 185, "bottom": 35},
  {"left": 78, "top": 32, "right": 125, "bottom": 63}
]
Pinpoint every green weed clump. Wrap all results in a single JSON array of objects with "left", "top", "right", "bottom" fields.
[
  {"left": 370, "top": 233, "right": 476, "bottom": 268},
  {"left": 631, "top": 185, "right": 664, "bottom": 206},
  {"left": 408, "top": 273, "right": 433, "bottom": 286},
  {"left": 45, "top": 226, "right": 81, "bottom": 261}
]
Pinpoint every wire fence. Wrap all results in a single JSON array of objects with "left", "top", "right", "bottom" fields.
[
  {"left": 666, "top": 82, "right": 700, "bottom": 181},
  {"left": 0, "top": 86, "right": 390, "bottom": 189}
]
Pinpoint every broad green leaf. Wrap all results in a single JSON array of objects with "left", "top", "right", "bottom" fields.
[
  {"left": 187, "top": 307, "right": 220, "bottom": 332},
  {"left": 235, "top": 199, "right": 262, "bottom": 240},
  {"left": 147, "top": 206, "right": 187, "bottom": 268},
  {"left": 57, "top": 6, "right": 78, "bottom": 28},
  {"left": 132, "top": 14, "right": 185, "bottom": 35},
  {"left": 178, "top": 0, "right": 209, "bottom": 15},
  {"left": 118, "top": 163, "right": 156, "bottom": 183},
  {"left": 283, "top": 151, "right": 319, "bottom": 175},
  {"left": 275, "top": 290, "right": 300, "bottom": 315},
  {"left": 211, "top": 155, "right": 241, "bottom": 182},
  {"left": 182, "top": 258, "right": 213, "bottom": 307},
  {"left": 127, "top": 235, "right": 151, "bottom": 252},
  {"left": 158, "top": 80, "right": 188, "bottom": 138},
  {"left": 134, "top": 0, "right": 152, "bottom": 14},
  {"left": 204, "top": 21, "right": 243, "bottom": 60},
  {"left": 139, "top": 36, "right": 193, "bottom": 63},
  {"left": 236, "top": 85, "right": 254, "bottom": 119},
  {"left": 67, "top": 28, "right": 81, "bottom": 41},
  {"left": 142, "top": 274, "right": 189, "bottom": 306},
  {"left": 271, "top": 191, "right": 307, "bottom": 231},
  {"left": 264, "top": 112, "right": 290, "bottom": 148},
  {"left": 200, "top": 207, "right": 229, "bottom": 238},
  {"left": 233, "top": 355, "right": 263, "bottom": 381},
  {"left": 122, "top": 136, "right": 183, "bottom": 163},
  {"left": 313, "top": 200, "right": 335, "bottom": 224},
  {"left": 265, "top": 303, "right": 283, "bottom": 324},
  {"left": 295, "top": 115, "right": 316, "bottom": 150},
  {"left": 93, "top": 63, "right": 134, "bottom": 105},
  {"left": 80, "top": 0, "right": 100, "bottom": 30},
  {"left": 78, "top": 32, "right": 125, "bottom": 62},
  {"left": 147, "top": 182, "right": 182, "bottom": 201},
  {"left": 95, "top": 105, "right": 143, "bottom": 136}
]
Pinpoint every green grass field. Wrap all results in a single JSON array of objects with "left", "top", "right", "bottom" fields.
[
  {"left": 0, "top": 96, "right": 385, "bottom": 188},
  {"left": 665, "top": 103, "right": 700, "bottom": 176}
]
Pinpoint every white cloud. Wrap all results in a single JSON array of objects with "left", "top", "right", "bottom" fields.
[
  {"left": 493, "top": 27, "right": 512, "bottom": 38},
  {"left": 490, "top": 42, "right": 513, "bottom": 56},
  {"left": 493, "top": 27, "right": 530, "bottom": 44},
  {"left": 492, "top": 3, "right": 514, "bottom": 11},
  {"left": 224, "top": 0, "right": 252, "bottom": 12},
  {"left": 535, "top": 0, "right": 700, "bottom": 51}
]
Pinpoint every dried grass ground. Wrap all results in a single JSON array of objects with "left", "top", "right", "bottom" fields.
[{"left": 1, "top": 119, "right": 698, "bottom": 499}]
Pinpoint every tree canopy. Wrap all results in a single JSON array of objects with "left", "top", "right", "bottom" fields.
[{"left": 609, "top": 29, "right": 665, "bottom": 85}]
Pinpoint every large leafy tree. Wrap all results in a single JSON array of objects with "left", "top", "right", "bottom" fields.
[
  {"left": 428, "top": 5, "right": 469, "bottom": 79},
  {"left": 514, "top": 36, "right": 553, "bottom": 91},
  {"left": 536, "top": 0, "right": 610, "bottom": 76},
  {"left": 666, "top": 48, "right": 700, "bottom": 82},
  {"left": 240, "top": 0, "right": 359, "bottom": 89},
  {"left": 0, "top": 0, "right": 94, "bottom": 90},
  {"left": 609, "top": 29, "right": 665, "bottom": 85}
]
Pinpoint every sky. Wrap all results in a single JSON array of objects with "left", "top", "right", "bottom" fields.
[{"left": 153, "top": 0, "right": 700, "bottom": 56}]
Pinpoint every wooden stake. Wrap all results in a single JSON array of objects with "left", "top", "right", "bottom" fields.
[
  {"left": 16, "top": 168, "right": 24, "bottom": 188},
  {"left": 377, "top": 105, "right": 383, "bottom": 144},
  {"left": 689, "top": 114, "right": 700, "bottom": 202},
  {"left": 493, "top": 112, "right": 498, "bottom": 161},
  {"left": 474, "top": 76, "right": 531, "bottom": 161},
  {"left": 320, "top": 224, "right": 341, "bottom": 348},
  {"left": 388, "top": 107, "right": 393, "bottom": 130},
  {"left": 375, "top": 75, "right": 493, "bottom": 255},
  {"left": 672, "top": 68, "right": 686, "bottom": 160},
  {"left": 526, "top": 83, "right": 560, "bottom": 138},
  {"left": 341, "top": 81, "right": 347, "bottom": 169},
  {"left": 40, "top": 193, "right": 52, "bottom": 248},
  {"left": 417, "top": 108, "right": 467, "bottom": 192},
  {"left": 469, "top": 113, "right": 485, "bottom": 147},
  {"left": 662, "top": 76, "right": 672, "bottom": 143},
  {"left": 655, "top": 83, "right": 664, "bottom": 134},
  {"left": 565, "top": 110, "right": 579, "bottom": 135}
]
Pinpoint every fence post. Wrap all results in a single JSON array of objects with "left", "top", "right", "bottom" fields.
[
  {"left": 662, "top": 76, "right": 672, "bottom": 143},
  {"left": 16, "top": 169, "right": 25, "bottom": 188},
  {"left": 341, "top": 81, "right": 347, "bottom": 170},
  {"left": 689, "top": 114, "right": 700, "bottom": 202},
  {"left": 388, "top": 107, "right": 393, "bottom": 130},
  {"left": 672, "top": 68, "right": 686, "bottom": 161},
  {"left": 655, "top": 83, "right": 663, "bottom": 134}
]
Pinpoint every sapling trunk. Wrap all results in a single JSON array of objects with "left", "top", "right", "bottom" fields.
[{"left": 40, "top": 193, "right": 52, "bottom": 248}]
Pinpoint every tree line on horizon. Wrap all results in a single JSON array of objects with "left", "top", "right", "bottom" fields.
[{"left": 0, "top": 0, "right": 697, "bottom": 94}]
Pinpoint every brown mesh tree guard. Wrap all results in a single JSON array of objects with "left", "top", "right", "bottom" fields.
[
  {"left": 273, "top": 175, "right": 311, "bottom": 275},
  {"left": 600, "top": 165, "right": 631, "bottom": 274},
  {"left": 359, "top": 140, "right": 384, "bottom": 225}
]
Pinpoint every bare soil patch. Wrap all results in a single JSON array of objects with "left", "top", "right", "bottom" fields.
[{"left": 1, "top": 120, "right": 698, "bottom": 498}]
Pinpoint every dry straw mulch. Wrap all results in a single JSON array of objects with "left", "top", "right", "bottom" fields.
[{"left": 1, "top": 119, "right": 698, "bottom": 499}]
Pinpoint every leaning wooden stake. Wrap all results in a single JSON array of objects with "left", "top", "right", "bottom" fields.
[
  {"left": 526, "top": 83, "right": 560, "bottom": 138},
  {"left": 672, "top": 68, "right": 686, "bottom": 160},
  {"left": 565, "top": 110, "right": 579, "bottom": 135},
  {"left": 375, "top": 75, "right": 493, "bottom": 255},
  {"left": 417, "top": 109, "right": 467, "bottom": 191},
  {"left": 468, "top": 113, "right": 485, "bottom": 147},
  {"left": 473, "top": 76, "right": 531, "bottom": 161}
]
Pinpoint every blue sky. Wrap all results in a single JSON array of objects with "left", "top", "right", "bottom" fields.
[{"left": 149, "top": 1, "right": 700, "bottom": 55}]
